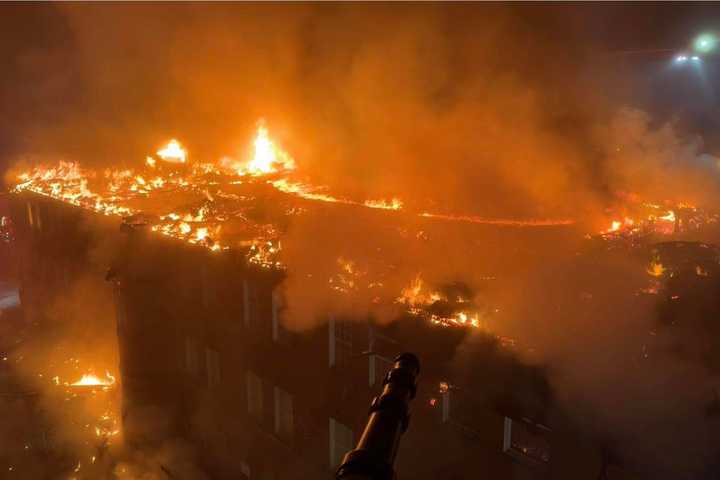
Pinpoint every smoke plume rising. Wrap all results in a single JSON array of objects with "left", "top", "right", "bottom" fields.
[{"left": 4, "top": 3, "right": 720, "bottom": 478}]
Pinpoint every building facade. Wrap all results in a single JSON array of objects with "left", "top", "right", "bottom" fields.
[{"left": 10, "top": 192, "right": 637, "bottom": 480}]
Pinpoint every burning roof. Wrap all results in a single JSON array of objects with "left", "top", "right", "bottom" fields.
[
  {"left": 11, "top": 123, "right": 720, "bottom": 335},
  {"left": 12, "top": 124, "right": 577, "bottom": 265}
]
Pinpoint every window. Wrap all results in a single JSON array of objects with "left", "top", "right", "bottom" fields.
[
  {"left": 441, "top": 384, "right": 450, "bottom": 423},
  {"left": 62, "top": 263, "right": 71, "bottom": 289},
  {"left": 112, "top": 287, "right": 127, "bottom": 333},
  {"left": 337, "top": 317, "right": 352, "bottom": 344},
  {"left": 185, "top": 337, "right": 200, "bottom": 376},
  {"left": 329, "top": 316, "right": 353, "bottom": 368},
  {"left": 503, "top": 417, "right": 551, "bottom": 465},
  {"left": 205, "top": 348, "right": 221, "bottom": 387},
  {"left": 243, "top": 279, "right": 252, "bottom": 327},
  {"left": 34, "top": 204, "right": 42, "bottom": 230},
  {"left": 329, "top": 418, "right": 353, "bottom": 469},
  {"left": 26, "top": 202, "right": 43, "bottom": 230},
  {"left": 273, "top": 386, "right": 294, "bottom": 441},
  {"left": 247, "top": 371, "right": 263, "bottom": 419},
  {"left": 201, "top": 265, "right": 215, "bottom": 309},
  {"left": 272, "top": 290, "right": 288, "bottom": 343},
  {"left": 26, "top": 202, "right": 34, "bottom": 228}
]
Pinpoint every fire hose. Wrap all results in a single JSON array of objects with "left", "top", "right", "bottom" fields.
[{"left": 335, "top": 353, "right": 420, "bottom": 480}]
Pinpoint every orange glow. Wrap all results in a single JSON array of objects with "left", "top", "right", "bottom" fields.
[
  {"left": 396, "top": 275, "right": 484, "bottom": 329},
  {"left": 364, "top": 198, "right": 404, "bottom": 210},
  {"left": 247, "top": 241, "right": 283, "bottom": 269},
  {"left": 599, "top": 201, "right": 698, "bottom": 237},
  {"left": 396, "top": 274, "right": 443, "bottom": 314},
  {"left": 12, "top": 122, "right": 641, "bottom": 274},
  {"left": 222, "top": 125, "right": 296, "bottom": 176},
  {"left": 647, "top": 260, "right": 665, "bottom": 277},
  {"left": 156, "top": 139, "right": 187, "bottom": 163},
  {"left": 249, "top": 126, "right": 278, "bottom": 174},
  {"left": 70, "top": 372, "right": 116, "bottom": 387},
  {"left": 603, "top": 217, "right": 634, "bottom": 234},
  {"left": 271, "top": 179, "right": 343, "bottom": 203},
  {"left": 659, "top": 210, "right": 676, "bottom": 222},
  {"left": 419, "top": 212, "right": 574, "bottom": 226}
]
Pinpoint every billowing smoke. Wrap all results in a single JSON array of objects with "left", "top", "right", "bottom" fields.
[
  {"left": 0, "top": 5, "right": 646, "bottom": 214},
  {"left": 3, "top": 4, "right": 718, "bottom": 216},
  {"left": 4, "top": 3, "right": 720, "bottom": 479},
  {"left": 597, "top": 107, "right": 720, "bottom": 207}
]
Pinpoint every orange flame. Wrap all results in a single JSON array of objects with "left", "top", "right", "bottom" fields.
[
  {"left": 70, "top": 372, "right": 116, "bottom": 387},
  {"left": 222, "top": 125, "right": 296, "bottom": 176},
  {"left": 647, "top": 259, "right": 665, "bottom": 277},
  {"left": 156, "top": 139, "right": 187, "bottom": 163}
]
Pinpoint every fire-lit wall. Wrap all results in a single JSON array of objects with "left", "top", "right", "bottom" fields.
[{"left": 10, "top": 192, "right": 638, "bottom": 480}]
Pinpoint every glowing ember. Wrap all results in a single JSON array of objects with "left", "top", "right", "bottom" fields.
[
  {"left": 596, "top": 199, "right": 713, "bottom": 239},
  {"left": 396, "top": 275, "right": 485, "bottom": 329},
  {"left": 419, "top": 212, "right": 574, "bottom": 226},
  {"left": 604, "top": 217, "right": 634, "bottom": 233},
  {"left": 659, "top": 210, "right": 676, "bottom": 222},
  {"left": 271, "top": 178, "right": 344, "bottom": 203},
  {"left": 194, "top": 227, "right": 209, "bottom": 242},
  {"left": 364, "top": 198, "right": 404, "bottom": 210},
  {"left": 247, "top": 240, "right": 283, "bottom": 269},
  {"left": 430, "top": 311, "right": 482, "bottom": 328},
  {"left": 156, "top": 139, "right": 187, "bottom": 163},
  {"left": 647, "top": 259, "right": 666, "bottom": 277}
]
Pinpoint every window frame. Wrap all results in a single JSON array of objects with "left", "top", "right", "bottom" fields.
[{"left": 502, "top": 416, "right": 551, "bottom": 467}]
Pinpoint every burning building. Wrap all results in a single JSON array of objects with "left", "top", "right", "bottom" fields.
[
  {"left": 7, "top": 126, "right": 692, "bottom": 479},
  {"left": 6, "top": 3, "right": 720, "bottom": 478}
]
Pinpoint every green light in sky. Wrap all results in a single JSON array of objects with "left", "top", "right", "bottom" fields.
[{"left": 694, "top": 33, "right": 716, "bottom": 53}]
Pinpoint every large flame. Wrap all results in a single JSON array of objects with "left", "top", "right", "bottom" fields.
[
  {"left": 222, "top": 125, "right": 296, "bottom": 176},
  {"left": 15, "top": 121, "right": 675, "bottom": 275},
  {"left": 249, "top": 126, "right": 277, "bottom": 174},
  {"left": 156, "top": 139, "right": 187, "bottom": 163}
]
